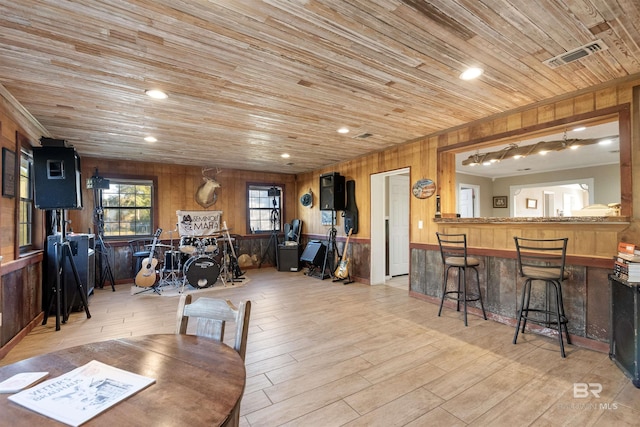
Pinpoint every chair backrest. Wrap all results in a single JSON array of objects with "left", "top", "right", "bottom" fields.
[
  {"left": 285, "top": 219, "right": 302, "bottom": 244},
  {"left": 290, "top": 219, "right": 301, "bottom": 244},
  {"left": 176, "top": 294, "right": 251, "bottom": 360},
  {"left": 513, "top": 237, "right": 568, "bottom": 281},
  {"left": 128, "top": 237, "right": 153, "bottom": 254},
  {"left": 436, "top": 232, "right": 471, "bottom": 266}
]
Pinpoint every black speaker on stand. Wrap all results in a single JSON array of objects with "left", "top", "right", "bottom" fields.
[
  {"left": 319, "top": 172, "right": 345, "bottom": 211},
  {"left": 33, "top": 138, "right": 83, "bottom": 210},
  {"left": 609, "top": 275, "right": 640, "bottom": 388}
]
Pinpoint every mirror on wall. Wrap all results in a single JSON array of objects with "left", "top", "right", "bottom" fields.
[{"left": 453, "top": 116, "right": 623, "bottom": 218}]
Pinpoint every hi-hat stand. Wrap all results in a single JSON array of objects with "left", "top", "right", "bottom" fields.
[
  {"left": 259, "top": 192, "right": 280, "bottom": 268},
  {"left": 158, "top": 228, "right": 181, "bottom": 289}
]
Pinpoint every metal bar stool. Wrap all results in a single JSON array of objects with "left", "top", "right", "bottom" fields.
[
  {"left": 513, "top": 237, "right": 571, "bottom": 357},
  {"left": 436, "top": 232, "right": 487, "bottom": 326}
]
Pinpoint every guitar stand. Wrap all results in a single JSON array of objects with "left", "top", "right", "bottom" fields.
[
  {"left": 43, "top": 240, "right": 92, "bottom": 331},
  {"left": 331, "top": 238, "right": 354, "bottom": 285},
  {"left": 132, "top": 283, "right": 162, "bottom": 295}
]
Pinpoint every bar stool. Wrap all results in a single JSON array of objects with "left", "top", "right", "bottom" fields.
[
  {"left": 513, "top": 237, "right": 571, "bottom": 357},
  {"left": 436, "top": 232, "right": 487, "bottom": 326}
]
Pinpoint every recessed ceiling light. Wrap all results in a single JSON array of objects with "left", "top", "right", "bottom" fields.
[
  {"left": 459, "top": 67, "right": 484, "bottom": 80},
  {"left": 281, "top": 153, "right": 290, "bottom": 158},
  {"left": 145, "top": 89, "right": 168, "bottom": 99},
  {"left": 598, "top": 139, "right": 612, "bottom": 145},
  {"left": 337, "top": 127, "right": 349, "bottom": 134},
  {"left": 144, "top": 136, "right": 157, "bottom": 143},
  {"left": 572, "top": 126, "right": 586, "bottom": 132}
]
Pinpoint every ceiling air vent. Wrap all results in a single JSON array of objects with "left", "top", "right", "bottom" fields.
[
  {"left": 543, "top": 40, "right": 608, "bottom": 69},
  {"left": 355, "top": 132, "right": 372, "bottom": 139}
]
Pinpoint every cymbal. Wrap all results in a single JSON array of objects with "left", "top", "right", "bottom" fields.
[{"left": 146, "top": 243, "right": 174, "bottom": 249}]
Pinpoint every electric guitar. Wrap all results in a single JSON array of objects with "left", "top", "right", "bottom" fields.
[
  {"left": 334, "top": 228, "right": 353, "bottom": 279},
  {"left": 135, "top": 228, "right": 162, "bottom": 287},
  {"left": 223, "top": 221, "right": 244, "bottom": 278}
]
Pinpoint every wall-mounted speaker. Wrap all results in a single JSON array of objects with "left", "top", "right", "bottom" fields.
[
  {"left": 33, "top": 140, "right": 83, "bottom": 210},
  {"left": 319, "top": 172, "right": 345, "bottom": 211},
  {"left": 300, "top": 241, "right": 326, "bottom": 266},
  {"left": 609, "top": 276, "right": 640, "bottom": 387}
]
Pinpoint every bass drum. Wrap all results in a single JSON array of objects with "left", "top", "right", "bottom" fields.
[{"left": 184, "top": 255, "right": 220, "bottom": 289}]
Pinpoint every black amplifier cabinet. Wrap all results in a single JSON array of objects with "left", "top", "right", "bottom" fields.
[
  {"left": 278, "top": 244, "right": 301, "bottom": 272},
  {"left": 609, "top": 275, "right": 640, "bottom": 388},
  {"left": 45, "top": 234, "right": 95, "bottom": 315}
]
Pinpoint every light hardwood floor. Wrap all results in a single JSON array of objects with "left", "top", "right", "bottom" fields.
[{"left": 2, "top": 269, "right": 639, "bottom": 426}]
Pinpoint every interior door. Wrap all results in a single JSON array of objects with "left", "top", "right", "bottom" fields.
[
  {"left": 458, "top": 186, "right": 475, "bottom": 217},
  {"left": 388, "top": 175, "right": 409, "bottom": 276}
]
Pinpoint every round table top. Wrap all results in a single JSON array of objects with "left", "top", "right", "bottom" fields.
[{"left": 0, "top": 334, "right": 246, "bottom": 426}]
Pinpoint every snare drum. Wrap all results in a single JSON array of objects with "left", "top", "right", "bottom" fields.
[
  {"left": 183, "top": 255, "right": 220, "bottom": 288},
  {"left": 179, "top": 236, "right": 197, "bottom": 254},
  {"left": 201, "top": 237, "right": 218, "bottom": 255}
]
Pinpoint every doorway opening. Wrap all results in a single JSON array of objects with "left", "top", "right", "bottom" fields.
[{"left": 370, "top": 168, "right": 410, "bottom": 286}]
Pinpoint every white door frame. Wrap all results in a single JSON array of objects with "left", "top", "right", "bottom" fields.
[{"left": 370, "top": 167, "right": 410, "bottom": 285}]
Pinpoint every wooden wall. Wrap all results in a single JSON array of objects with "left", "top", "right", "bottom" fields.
[
  {"left": 297, "top": 77, "right": 640, "bottom": 260},
  {"left": 0, "top": 88, "right": 47, "bottom": 358},
  {"left": 67, "top": 158, "right": 298, "bottom": 239}
]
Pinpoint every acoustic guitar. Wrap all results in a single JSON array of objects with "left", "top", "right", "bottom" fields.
[
  {"left": 334, "top": 228, "right": 353, "bottom": 279},
  {"left": 135, "top": 228, "right": 163, "bottom": 288}
]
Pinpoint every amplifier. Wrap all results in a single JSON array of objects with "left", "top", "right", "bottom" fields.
[{"left": 609, "top": 275, "right": 640, "bottom": 388}]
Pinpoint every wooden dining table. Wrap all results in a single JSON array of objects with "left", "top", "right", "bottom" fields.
[{"left": 0, "top": 334, "right": 246, "bottom": 426}]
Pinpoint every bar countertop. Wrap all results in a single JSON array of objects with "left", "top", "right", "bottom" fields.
[{"left": 434, "top": 216, "right": 630, "bottom": 224}]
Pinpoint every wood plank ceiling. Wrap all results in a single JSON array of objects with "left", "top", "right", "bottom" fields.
[{"left": 0, "top": 0, "right": 639, "bottom": 174}]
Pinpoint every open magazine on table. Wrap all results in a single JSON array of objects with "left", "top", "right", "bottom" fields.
[{"left": 8, "top": 360, "right": 155, "bottom": 426}]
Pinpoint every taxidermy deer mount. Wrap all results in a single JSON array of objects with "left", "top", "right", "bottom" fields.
[{"left": 195, "top": 167, "right": 221, "bottom": 208}]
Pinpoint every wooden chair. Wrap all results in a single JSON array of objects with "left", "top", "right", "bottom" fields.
[
  {"left": 176, "top": 294, "right": 251, "bottom": 360},
  {"left": 176, "top": 294, "right": 251, "bottom": 427}
]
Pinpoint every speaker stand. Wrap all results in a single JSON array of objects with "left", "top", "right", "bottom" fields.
[
  {"left": 43, "top": 237, "right": 92, "bottom": 330},
  {"left": 319, "top": 211, "right": 339, "bottom": 280}
]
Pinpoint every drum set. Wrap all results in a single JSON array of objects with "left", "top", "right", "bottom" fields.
[{"left": 156, "top": 230, "right": 242, "bottom": 292}]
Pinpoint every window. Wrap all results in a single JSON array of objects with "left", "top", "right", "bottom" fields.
[
  {"left": 247, "top": 185, "right": 282, "bottom": 233},
  {"left": 101, "top": 179, "right": 153, "bottom": 237},
  {"left": 18, "top": 147, "right": 34, "bottom": 250}
]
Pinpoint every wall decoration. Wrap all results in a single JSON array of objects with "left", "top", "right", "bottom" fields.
[
  {"left": 195, "top": 167, "right": 221, "bottom": 208},
  {"left": 493, "top": 196, "right": 508, "bottom": 208},
  {"left": 526, "top": 198, "right": 538, "bottom": 209},
  {"left": 321, "top": 210, "right": 336, "bottom": 226},
  {"left": 300, "top": 189, "right": 313, "bottom": 207},
  {"left": 412, "top": 178, "right": 436, "bottom": 199},
  {"left": 2, "top": 148, "right": 16, "bottom": 198}
]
